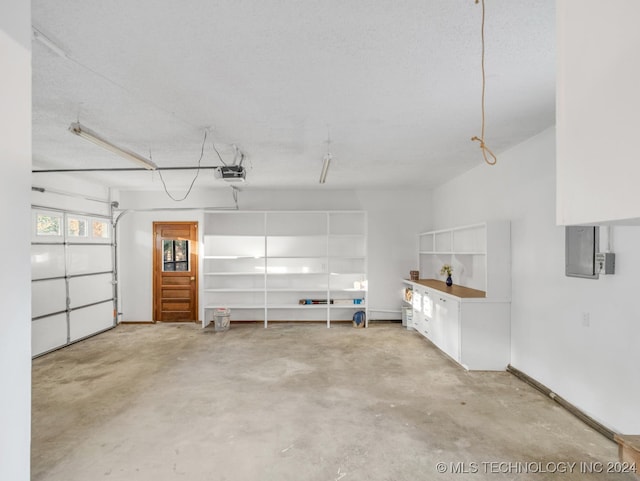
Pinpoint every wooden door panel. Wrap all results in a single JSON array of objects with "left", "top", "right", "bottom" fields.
[
  {"left": 162, "top": 277, "right": 191, "bottom": 286},
  {"left": 161, "top": 301, "right": 191, "bottom": 311},
  {"left": 162, "top": 287, "right": 191, "bottom": 296},
  {"left": 161, "top": 311, "right": 193, "bottom": 321},
  {"left": 161, "top": 229, "right": 191, "bottom": 237},
  {"left": 153, "top": 222, "right": 198, "bottom": 322}
]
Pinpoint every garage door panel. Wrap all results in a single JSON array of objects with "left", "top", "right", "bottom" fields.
[
  {"left": 67, "top": 244, "right": 112, "bottom": 276},
  {"left": 31, "top": 244, "right": 65, "bottom": 280},
  {"left": 32, "top": 208, "right": 116, "bottom": 358},
  {"left": 32, "top": 314, "right": 67, "bottom": 356},
  {"left": 32, "top": 279, "right": 67, "bottom": 318},
  {"left": 69, "top": 302, "right": 114, "bottom": 342},
  {"left": 68, "top": 273, "right": 113, "bottom": 309}
]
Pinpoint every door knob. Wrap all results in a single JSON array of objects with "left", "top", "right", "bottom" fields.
[{"left": 190, "top": 277, "right": 195, "bottom": 281}]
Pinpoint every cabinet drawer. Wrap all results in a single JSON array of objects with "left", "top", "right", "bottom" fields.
[{"left": 418, "top": 318, "right": 429, "bottom": 338}]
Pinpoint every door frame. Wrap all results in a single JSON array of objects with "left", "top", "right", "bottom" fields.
[{"left": 152, "top": 221, "right": 199, "bottom": 322}]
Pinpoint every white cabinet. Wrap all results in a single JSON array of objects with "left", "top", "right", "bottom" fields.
[
  {"left": 202, "top": 211, "right": 367, "bottom": 327},
  {"left": 404, "top": 280, "right": 510, "bottom": 371},
  {"left": 406, "top": 220, "right": 510, "bottom": 370},
  {"left": 434, "top": 294, "right": 460, "bottom": 362},
  {"left": 411, "top": 289, "right": 426, "bottom": 336}
]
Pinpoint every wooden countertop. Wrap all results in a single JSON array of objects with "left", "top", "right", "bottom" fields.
[{"left": 406, "top": 279, "right": 486, "bottom": 298}]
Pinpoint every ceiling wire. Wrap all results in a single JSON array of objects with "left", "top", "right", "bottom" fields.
[
  {"left": 211, "top": 142, "right": 228, "bottom": 167},
  {"left": 157, "top": 131, "right": 207, "bottom": 201},
  {"left": 231, "top": 186, "right": 239, "bottom": 207},
  {"left": 470, "top": 0, "right": 497, "bottom": 166}
]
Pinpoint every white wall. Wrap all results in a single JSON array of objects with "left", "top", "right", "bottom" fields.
[
  {"left": 556, "top": 0, "right": 640, "bottom": 225},
  {"left": 0, "top": 2, "right": 31, "bottom": 479},
  {"left": 432, "top": 127, "right": 640, "bottom": 434},
  {"left": 116, "top": 188, "right": 431, "bottom": 322},
  {"left": 117, "top": 209, "right": 204, "bottom": 322},
  {"left": 32, "top": 173, "right": 112, "bottom": 215}
]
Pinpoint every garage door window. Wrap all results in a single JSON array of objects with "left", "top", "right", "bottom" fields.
[{"left": 36, "top": 213, "right": 62, "bottom": 237}]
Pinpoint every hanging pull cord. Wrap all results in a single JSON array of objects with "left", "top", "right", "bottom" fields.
[{"left": 471, "top": 0, "right": 497, "bottom": 166}]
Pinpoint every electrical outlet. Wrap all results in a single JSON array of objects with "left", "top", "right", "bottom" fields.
[{"left": 582, "top": 312, "right": 590, "bottom": 327}]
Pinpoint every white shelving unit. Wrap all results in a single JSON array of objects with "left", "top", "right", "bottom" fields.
[
  {"left": 417, "top": 221, "right": 510, "bottom": 299},
  {"left": 202, "top": 211, "right": 367, "bottom": 328},
  {"left": 201, "top": 212, "right": 267, "bottom": 327},
  {"left": 405, "top": 221, "right": 511, "bottom": 370}
]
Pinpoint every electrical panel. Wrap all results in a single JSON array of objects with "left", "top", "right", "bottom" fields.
[{"left": 595, "top": 252, "right": 615, "bottom": 275}]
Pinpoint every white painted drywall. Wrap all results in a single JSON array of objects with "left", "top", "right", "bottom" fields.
[
  {"left": 116, "top": 189, "right": 430, "bottom": 322},
  {"left": 557, "top": 0, "right": 640, "bottom": 225},
  {"left": 116, "top": 209, "right": 205, "bottom": 322},
  {"left": 0, "top": 2, "right": 32, "bottom": 479},
  {"left": 432, "top": 127, "right": 640, "bottom": 434},
  {"left": 31, "top": 173, "right": 111, "bottom": 215}
]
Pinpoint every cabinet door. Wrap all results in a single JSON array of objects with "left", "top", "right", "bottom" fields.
[
  {"left": 430, "top": 296, "right": 444, "bottom": 349},
  {"left": 411, "top": 290, "right": 424, "bottom": 334},
  {"left": 437, "top": 296, "right": 460, "bottom": 362},
  {"left": 420, "top": 289, "right": 434, "bottom": 339}
]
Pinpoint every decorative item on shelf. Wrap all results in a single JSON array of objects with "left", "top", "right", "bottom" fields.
[
  {"left": 404, "top": 287, "right": 413, "bottom": 303},
  {"left": 332, "top": 298, "right": 365, "bottom": 306},
  {"left": 299, "top": 299, "right": 328, "bottom": 305},
  {"left": 440, "top": 264, "right": 453, "bottom": 287},
  {"left": 410, "top": 270, "right": 419, "bottom": 281}
]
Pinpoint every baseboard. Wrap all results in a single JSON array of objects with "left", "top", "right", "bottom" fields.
[
  {"left": 119, "top": 321, "right": 156, "bottom": 325},
  {"left": 507, "top": 364, "right": 615, "bottom": 441}
]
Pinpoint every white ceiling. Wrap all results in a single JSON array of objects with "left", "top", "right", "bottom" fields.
[{"left": 31, "top": 0, "right": 555, "bottom": 193}]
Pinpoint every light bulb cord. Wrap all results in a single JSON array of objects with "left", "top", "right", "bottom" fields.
[{"left": 471, "top": 0, "right": 497, "bottom": 166}]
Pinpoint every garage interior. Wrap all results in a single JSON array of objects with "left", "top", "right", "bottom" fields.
[{"left": 2, "top": 1, "right": 640, "bottom": 480}]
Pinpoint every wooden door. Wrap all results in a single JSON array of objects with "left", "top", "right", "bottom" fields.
[{"left": 153, "top": 222, "right": 198, "bottom": 322}]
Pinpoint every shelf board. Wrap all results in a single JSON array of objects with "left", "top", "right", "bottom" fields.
[
  {"left": 204, "top": 272, "right": 264, "bottom": 276},
  {"left": 266, "top": 272, "right": 327, "bottom": 275},
  {"left": 203, "top": 255, "right": 265, "bottom": 260},
  {"left": 328, "top": 256, "right": 366, "bottom": 259},
  {"left": 406, "top": 279, "right": 486, "bottom": 298},
  {"left": 419, "top": 251, "right": 485, "bottom": 255},
  {"left": 418, "top": 222, "right": 486, "bottom": 236},
  {"left": 204, "top": 288, "right": 265, "bottom": 292},
  {"left": 329, "top": 272, "right": 366, "bottom": 276},
  {"left": 267, "top": 288, "right": 328, "bottom": 292},
  {"left": 266, "top": 256, "right": 327, "bottom": 259},
  {"left": 266, "top": 234, "right": 327, "bottom": 238},
  {"left": 204, "top": 304, "right": 265, "bottom": 309},
  {"left": 203, "top": 234, "right": 265, "bottom": 237},
  {"left": 329, "top": 288, "right": 367, "bottom": 292},
  {"left": 267, "top": 304, "right": 329, "bottom": 309}
]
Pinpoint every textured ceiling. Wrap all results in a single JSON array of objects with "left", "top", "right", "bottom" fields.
[{"left": 31, "top": 0, "right": 555, "bottom": 192}]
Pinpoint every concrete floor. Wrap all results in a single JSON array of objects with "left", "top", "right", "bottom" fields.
[{"left": 32, "top": 322, "right": 633, "bottom": 481}]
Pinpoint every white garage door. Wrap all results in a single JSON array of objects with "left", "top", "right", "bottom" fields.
[{"left": 31, "top": 208, "right": 115, "bottom": 357}]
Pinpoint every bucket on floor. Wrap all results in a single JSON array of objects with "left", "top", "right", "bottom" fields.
[
  {"left": 352, "top": 310, "right": 366, "bottom": 328},
  {"left": 214, "top": 308, "right": 231, "bottom": 332}
]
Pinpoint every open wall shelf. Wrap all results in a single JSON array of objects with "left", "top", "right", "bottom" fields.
[
  {"left": 417, "top": 221, "right": 510, "bottom": 299},
  {"left": 201, "top": 211, "right": 367, "bottom": 328}
]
